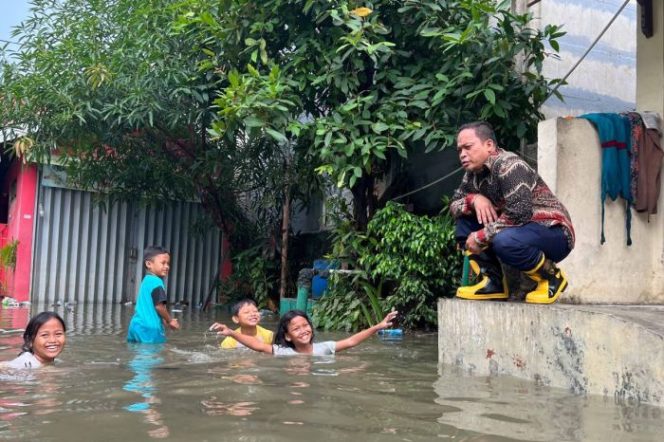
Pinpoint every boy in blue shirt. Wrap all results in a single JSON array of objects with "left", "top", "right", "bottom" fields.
[{"left": 127, "top": 246, "right": 180, "bottom": 343}]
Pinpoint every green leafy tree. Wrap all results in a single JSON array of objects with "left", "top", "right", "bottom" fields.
[
  {"left": 178, "top": 0, "right": 563, "bottom": 229},
  {"left": 0, "top": 0, "right": 312, "bottom": 248},
  {"left": 2, "top": 0, "right": 562, "bottom": 234},
  {"left": 1, "top": 0, "right": 563, "bottom": 321}
]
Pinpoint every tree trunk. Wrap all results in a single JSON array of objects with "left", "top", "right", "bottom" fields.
[
  {"left": 278, "top": 182, "right": 291, "bottom": 301},
  {"left": 351, "top": 175, "right": 377, "bottom": 231}
]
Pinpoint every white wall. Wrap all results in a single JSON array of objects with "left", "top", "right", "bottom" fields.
[
  {"left": 523, "top": 0, "right": 638, "bottom": 118},
  {"left": 538, "top": 117, "right": 663, "bottom": 303}
]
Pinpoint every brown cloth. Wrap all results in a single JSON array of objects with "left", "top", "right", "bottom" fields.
[{"left": 631, "top": 112, "right": 663, "bottom": 215}]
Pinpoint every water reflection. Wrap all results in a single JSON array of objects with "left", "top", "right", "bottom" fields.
[
  {"left": 200, "top": 398, "right": 259, "bottom": 417},
  {"left": 123, "top": 344, "right": 170, "bottom": 439},
  {"left": 434, "top": 366, "right": 664, "bottom": 442},
  {"left": 1, "top": 304, "right": 663, "bottom": 442},
  {"left": 0, "top": 307, "right": 30, "bottom": 332}
]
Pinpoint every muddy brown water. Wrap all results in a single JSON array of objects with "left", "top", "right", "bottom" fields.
[{"left": 1, "top": 305, "right": 662, "bottom": 441}]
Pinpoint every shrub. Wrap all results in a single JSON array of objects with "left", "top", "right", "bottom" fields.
[{"left": 313, "top": 201, "right": 461, "bottom": 331}]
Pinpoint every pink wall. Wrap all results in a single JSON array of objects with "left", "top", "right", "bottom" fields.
[{"left": 0, "top": 162, "right": 38, "bottom": 302}]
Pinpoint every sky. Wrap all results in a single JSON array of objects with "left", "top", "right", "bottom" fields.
[{"left": 0, "top": 0, "right": 31, "bottom": 48}]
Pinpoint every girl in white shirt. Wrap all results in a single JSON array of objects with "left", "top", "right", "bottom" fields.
[
  {"left": 211, "top": 309, "right": 398, "bottom": 356},
  {"left": 2, "top": 311, "right": 66, "bottom": 369}
]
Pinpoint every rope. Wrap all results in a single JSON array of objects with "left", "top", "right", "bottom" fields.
[{"left": 392, "top": 167, "right": 464, "bottom": 201}]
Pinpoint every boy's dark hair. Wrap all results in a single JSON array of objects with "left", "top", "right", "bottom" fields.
[
  {"left": 457, "top": 121, "right": 497, "bottom": 144},
  {"left": 21, "top": 311, "right": 66, "bottom": 354},
  {"left": 274, "top": 310, "right": 314, "bottom": 349},
  {"left": 143, "top": 245, "right": 169, "bottom": 265},
  {"left": 231, "top": 298, "right": 258, "bottom": 316}
]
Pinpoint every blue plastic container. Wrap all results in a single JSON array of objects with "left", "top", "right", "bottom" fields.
[
  {"left": 377, "top": 329, "right": 403, "bottom": 340},
  {"left": 311, "top": 259, "right": 339, "bottom": 299}
]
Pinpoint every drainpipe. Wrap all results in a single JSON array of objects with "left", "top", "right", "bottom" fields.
[{"left": 295, "top": 268, "right": 315, "bottom": 311}]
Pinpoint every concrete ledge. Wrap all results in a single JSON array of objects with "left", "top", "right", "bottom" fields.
[{"left": 438, "top": 298, "right": 664, "bottom": 406}]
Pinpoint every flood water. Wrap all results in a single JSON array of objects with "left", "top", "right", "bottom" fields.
[{"left": 1, "top": 305, "right": 663, "bottom": 442}]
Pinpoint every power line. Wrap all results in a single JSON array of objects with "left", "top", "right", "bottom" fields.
[{"left": 393, "top": 167, "right": 464, "bottom": 201}]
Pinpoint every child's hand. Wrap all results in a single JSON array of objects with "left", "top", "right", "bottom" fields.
[
  {"left": 169, "top": 318, "right": 180, "bottom": 330},
  {"left": 377, "top": 311, "right": 399, "bottom": 330},
  {"left": 209, "top": 322, "right": 233, "bottom": 336}
]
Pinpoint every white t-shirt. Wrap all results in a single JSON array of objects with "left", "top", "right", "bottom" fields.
[
  {"left": 272, "top": 341, "right": 336, "bottom": 356},
  {"left": 2, "top": 352, "right": 43, "bottom": 369}
]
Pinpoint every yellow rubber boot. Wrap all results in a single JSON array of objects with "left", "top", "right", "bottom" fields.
[
  {"left": 524, "top": 254, "right": 568, "bottom": 304},
  {"left": 456, "top": 253, "right": 508, "bottom": 300}
]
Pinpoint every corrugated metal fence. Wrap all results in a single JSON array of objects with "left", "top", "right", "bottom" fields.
[{"left": 31, "top": 180, "right": 221, "bottom": 305}]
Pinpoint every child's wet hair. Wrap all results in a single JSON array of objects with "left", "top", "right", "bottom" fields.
[
  {"left": 274, "top": 310, "right": 314, "bottom": 349},
  {"left": 21, "top": 311, "right": 66, "bottom": 354},
  {"left": 143, "top": 245, "right": 169, "bottom": 264},
  {"left": 231, "top": 298, "right": 258, "bottom": 316}
]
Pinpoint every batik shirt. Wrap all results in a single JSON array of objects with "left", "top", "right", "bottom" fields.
[{"left": 450, "top": 148, "right": 575, "bottom": 250}]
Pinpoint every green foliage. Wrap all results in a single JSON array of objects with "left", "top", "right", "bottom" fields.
[
  {"left": 173, "top": 0, "right": 563, "bottom": 227},
  {"left": 0, "top": 239, "right": 19, "bottom": 269},
  {"left": 312, "top": 272, "right": 383, "bottom": 332},
  {"left": 1, "top": 1, "right": 561, "bottom": 320},
  {"left": 0, "top": 0, "right": 320, "bottom": 247},
  {"left": 362, "top": 202, "right": 462, "bottom": 329},
  {"left": 221, "top": 244, "right": 277, "bottom": 309},
  {"left": 315, "top": 201, "right": 462, "bottom": 331}
]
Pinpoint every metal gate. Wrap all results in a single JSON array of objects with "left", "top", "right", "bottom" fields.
[{"left": 31, "top": 170, "right": 221, "bottom": 305}]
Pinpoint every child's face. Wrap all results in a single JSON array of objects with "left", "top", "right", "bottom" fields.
[
  {"left": 285, "top": 316, "right": 313, "bottom": 346},
  {"left": 232, "top": 304, "right": 260, "bottom": 328},
  {"left": 32, "top": 318, "right": 66, "bottom": 364},
  {"left": 146, "top": 253, "right": 170, "bottom": 277}
]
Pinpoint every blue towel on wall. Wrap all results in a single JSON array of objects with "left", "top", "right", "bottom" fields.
[{"left": 579, "top": 113, "right": 633, "bottom": 245}]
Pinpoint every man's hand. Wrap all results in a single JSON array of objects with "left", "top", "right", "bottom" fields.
[
  {"left": 465, "top": 234, "right": 484, "bottom": 255},
  {"left": 168, "top": 318, "right": 180, "bottom": 330},
  {"left": 472, "top": 195, "right": 497, "bottom": 225}
]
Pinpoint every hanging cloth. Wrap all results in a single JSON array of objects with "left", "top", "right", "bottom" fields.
[
  {"left": 578, "top": 113, "right": 633, "bottom": 245},
  {"left": 634, "top": 112, "right": 663, "bottom": 216}
]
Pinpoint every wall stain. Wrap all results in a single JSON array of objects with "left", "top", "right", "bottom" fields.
[
  {"left": 513, "top": 355, "right": 526, "bottom": 369},
  {"left": 551, "top": 325, "right": 587, "bottom": 394}
]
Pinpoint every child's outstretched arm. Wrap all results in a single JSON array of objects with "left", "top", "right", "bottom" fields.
[
  {"left": 335, "top": 311, "right": 398, "bottom": 352},
  {"left": 209, "top": 323, "right": 273, "bottom": 354}
]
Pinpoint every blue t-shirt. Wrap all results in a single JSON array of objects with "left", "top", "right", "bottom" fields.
[
  {"left": 272, "top": 341, "right": 336, "bottom": 356},
  {"left": 127, "top": 274, "right": 167, "bottom": 343}
]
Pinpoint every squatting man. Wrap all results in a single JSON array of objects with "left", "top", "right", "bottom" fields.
[{"left": 450, "top": 121, "right": 575, "bottom": 303}]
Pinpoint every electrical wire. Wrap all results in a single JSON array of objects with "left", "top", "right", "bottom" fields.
[{"left": 392, "top": 166, "right": 464, "bottom": 201}]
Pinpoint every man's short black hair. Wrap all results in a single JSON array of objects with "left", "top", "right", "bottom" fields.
[
  {"left": 144, "top": 245, "right": 169, "bottom": 264},
  {"left": 457, "top": 121, "right": 497, "bottom": 144}
]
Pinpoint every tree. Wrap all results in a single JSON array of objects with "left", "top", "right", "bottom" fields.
[
  {"left": 176, "top": 0, "right": 563, "bottom": 229},
  {"left": 0, "top": 0, "right": 310, "bottom": 249},
  {"left": 1, "top": 0, "right": 563, "bottom": 315}
]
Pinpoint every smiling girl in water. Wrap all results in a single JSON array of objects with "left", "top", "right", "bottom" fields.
[
  {"left": 2, "top": 311, "right": 66, "bottom": 369},
  {"left": 211, "top": 310, "right": 398, "bottom": 356}
]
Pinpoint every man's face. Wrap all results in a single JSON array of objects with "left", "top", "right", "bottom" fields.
[{"left": 456, "top": 128, "right": 496, "bottom": 172}]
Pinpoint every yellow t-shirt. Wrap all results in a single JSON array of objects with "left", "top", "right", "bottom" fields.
[{"left": 220, "top": 325, "right": 274, "bottom": 349}]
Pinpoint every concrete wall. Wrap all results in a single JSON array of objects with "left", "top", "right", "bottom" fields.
[
  {"left": 636, "top": 0, "right": 664, "bottom": 116},
  {"left": 438, "top": 299, "right": 664, "bottom": 406},
  {"left": 538, "top": 117, "right": 663, "bottom": 303}
]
